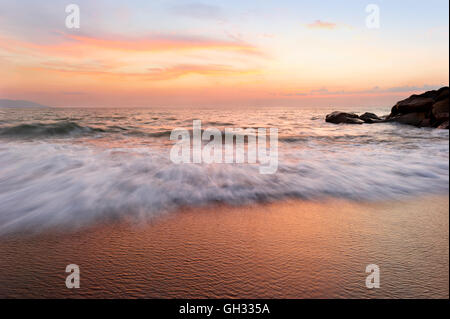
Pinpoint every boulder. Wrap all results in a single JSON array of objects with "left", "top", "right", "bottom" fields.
[
  {"left": 325, "top": 87, "right": 449, "bottom": 129},
  {"left": 387, "top": 87, "right": 449, "bottom": 129},
  {"left": 388, "top": 112, "right": 428, "bottom": 127},
  {"left": 390, "top": 97, "right": 434, "bottom": 115},
  {"left": 359, "top": 112, "right": 382, "bottom": 123},
  {"left": 435, "top": 87, "right": 449, "bottom": 102},
  {"left": 418, "top": 119, "right": 432, "bottom": 128},
  {"left": 414, "top": 86, "right": 449, "bottom": 100},
  {"left": 431, "top": 98, "right": 449, "bottom": 121},
  {"left": 325, "top": 111, "right": 364, "bottom": 124}
]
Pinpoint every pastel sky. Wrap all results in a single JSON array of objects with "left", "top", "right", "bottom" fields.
[{"left": 0, "top": 0, "right": 448, "bottom": 107}]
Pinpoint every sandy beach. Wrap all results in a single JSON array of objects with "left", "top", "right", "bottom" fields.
[{"left": 0, "top": 195, "right": 448, "bottom": 299}]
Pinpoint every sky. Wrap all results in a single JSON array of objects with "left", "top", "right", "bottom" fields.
[{"left": 0, "top": 0, "right": 448, "bottom": 107}]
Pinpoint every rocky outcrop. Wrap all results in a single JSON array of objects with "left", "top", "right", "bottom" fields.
[
  {"left": 325, "top": 111, "right": 385, "bottom": 124},
  {"left": 325, "top": 87, "right": 449, "bottom": 129},
  {"left": 387, "top": 87, "right": 449, "bottom": 128},
  {"left": 389, "top": 112, "right": 427, "bottom": 127},
  {"left": 325, "top": 112, "right": 364, "bottom": 124},
  {"left": 359, "top": 112, "right": 383, "bottom": 123},
  {"left": 432, "top": 99, "right": 449, "bottom": 122},
  {"left": 390, "top": 97, "right": 434, "bottom": 115}
]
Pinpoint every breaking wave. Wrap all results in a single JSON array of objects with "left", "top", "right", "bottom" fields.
[
  {"left": 0, "top": 141, "right": 448, "bottom": 235},
  {"left": 0, "top": 121, "right": 104, "bottom": 138}
]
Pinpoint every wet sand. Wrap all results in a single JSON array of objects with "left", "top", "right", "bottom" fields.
[{"left": 0, "top": 196, "right": 448, "bottom": 299}]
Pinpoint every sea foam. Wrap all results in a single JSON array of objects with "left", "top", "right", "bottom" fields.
[{"left": 0, "top": 139, "right": 448, "bottom": 235}]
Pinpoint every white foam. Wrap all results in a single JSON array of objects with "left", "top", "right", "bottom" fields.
[{"left": 0, "top": 139, "right": 448, "bottom": 235}]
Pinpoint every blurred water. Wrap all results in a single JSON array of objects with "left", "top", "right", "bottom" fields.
[{"left": 0, "top": 106, "right": 448, "bottom": 234}]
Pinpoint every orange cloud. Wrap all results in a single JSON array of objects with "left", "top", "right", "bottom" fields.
[
  {"left": 0, "top": 33, "right": 262, "bottom": 58},
  {"left": 0, "top": 31, "right": 265, "bottom": 90},
  {"left": 145, "top": 64, "right": 260, "bottom": 80},
  {"left": 306, "top": 20, "right": 337, "bottom": 30},
  {"left": 18, "top": 63, "right": 260, "bottom": 82}
]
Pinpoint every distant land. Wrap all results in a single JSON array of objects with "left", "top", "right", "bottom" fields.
[{"left": 0, "top": 99, "right": 48, "bottom": 108}]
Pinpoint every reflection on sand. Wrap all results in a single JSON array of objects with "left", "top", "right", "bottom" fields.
[{"left": 0, "top": 196, "right": 448, "bottom": 298}]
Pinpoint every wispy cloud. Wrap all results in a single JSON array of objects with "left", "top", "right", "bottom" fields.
[
  {"left": 66, "top": 33, "right": 259, "bottom": 54},
  {"left": 0, "top": 32, "right": 262, "bottom": 57},
  {"left": 0, "top": 29, "right": 265, "bottom": 88},
  {"left": 384, "top": 84, "right": 440, "bottom": 93},
  {"left": 306, "top": 20, "right": 338, "bottom": 30},
  {"left": 282, "top": 85, "right": 445, "bottom": 97},
  {"left": 21, "top": 63, "right": 260, "bottom": 82},
  {"left": 145, "top": 64, "right": 259, "bottom": 80}
]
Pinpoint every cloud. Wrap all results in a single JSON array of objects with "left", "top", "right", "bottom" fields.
[
  {"left": 169, "top": 2, "right": 224, "bottom": 20},
  {"left": 384, "top": 85, "right": 439, "bottom": 93},
  {"left": 282, "top": 85, "right": 444, "bottom": 97},
  {"left": 0, "top": 29, "right": 264, "bottom": 86},
  {"left": 145, "top": 64, "right": 259, "bottom": 80},
  {"left": 0, "top": 32, "right": 262, "bottom": 57},
  {"left": 66, "top": 33, "right": 259, "bottom": 54},
  {"left": 20, "top": 63, "right": 260, "bottom": 82},
  {"left": 309, "top": 87, "right": 331, "bottom": 94},
  {"left": 306, "top": 20, "right": 338, "bottom": 30}
]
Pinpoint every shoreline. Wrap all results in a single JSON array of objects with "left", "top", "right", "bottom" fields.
[{"left": 0, "top": 195, "right": 448, "bottom": 298}]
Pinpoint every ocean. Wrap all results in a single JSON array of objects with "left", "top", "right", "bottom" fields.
[
  {"left": 0, "top": 106, "right": 449, "bottom": 298},
  {"left": 0, "top": 106, "right": 449, "bottom": 235}
]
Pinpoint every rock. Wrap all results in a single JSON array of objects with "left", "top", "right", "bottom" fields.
[
  {"left": 389, "top": 112, "right": 427, "bottom": 127},
  {"left": 390, "top": 97, "right": 434, "bottom": 115},
  {"left": 359, "top": 112, "right": 382, "bottom": 123},
  {"left": 347, "top": 118, "right": 365, "bottom": 124},
  {"left": 325, "top": 87, "right": 449, "bottom": 129},
  {"left": 418, "top": 119, "right": 431, "bottom": 128},
  {"left": 387, "top": 87, "right": 449, "bottom": 129},
  {"left": 415, "top": 86, "right": 449, "bottom": 100},
  {"left": 431, "top": 98, "right": 449, "bottom": 121},
  {"left": 435, "top": 87, "right": 449, "bottom": 102},
  {"left": 437, "top": 120, "right": 449, "bottom": 129},
  {"left": 325, "top": 111, "right": 364, "bottom": 124}
]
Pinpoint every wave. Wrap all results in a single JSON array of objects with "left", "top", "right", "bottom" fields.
[
  {"left": 201, "top": 121, "right": 235, "bottom": 126},
  {"left": 0, "top": 122, "right": 258, "bottom": 140},
  {"left": 125, "top": 129, "right": 173, "bottom": 138},
  {"left": 126, "top": 128, "right": 259, "bottom": 140},
  {"left": 0, "top": 141, "right": 448, "bottom": 235},
  {"left": 0, "top": 121, "right": 104, "bottom": 138}
]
